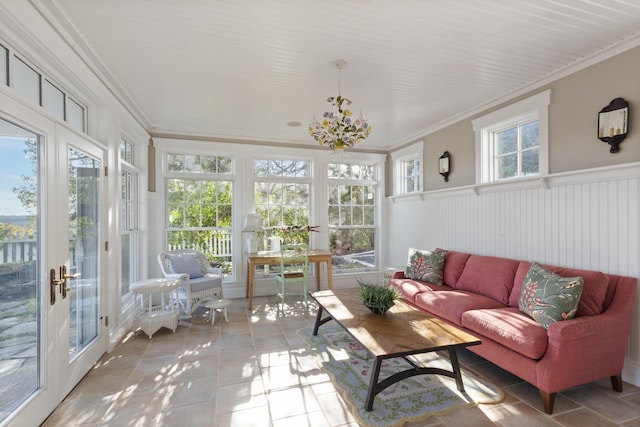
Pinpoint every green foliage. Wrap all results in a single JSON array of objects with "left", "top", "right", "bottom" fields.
[{"left": 357, "top": 278, "right": 399, "bottom": 313}]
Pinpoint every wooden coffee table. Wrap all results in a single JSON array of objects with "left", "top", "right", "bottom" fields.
[{"left": 310, "top": 289, "right": 481, "bottom": 411}]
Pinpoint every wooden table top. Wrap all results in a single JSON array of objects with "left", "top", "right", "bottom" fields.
[{"left": 310, "top": 289, "right": 481, "bottom": 358}]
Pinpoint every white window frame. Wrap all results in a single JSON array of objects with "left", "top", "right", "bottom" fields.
[
  {"left": 391, "top": 141, "right": 423, "bottom": 196},
  {"left": 119, "top": 137, "right": 140, "bottom": 300},
  {"left": 473, "top": 90, "right": 550, "bottom": 184}
]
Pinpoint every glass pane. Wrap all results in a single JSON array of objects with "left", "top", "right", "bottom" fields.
[
  {"left": 217, "top": 156, "right": 232, "bottom": 174},
  {"left": 68, "top": 148, "right": 101, "bottom": 360},
  {"left": 121, "top": 233, "right": 134, "bottom": 296},
  {"left": 497, "top": 153, "right": 517, "bottom": 179},
  {"left": 201, "top": 156, "right": 216, "bottom": 173},
  {"left": 43, "top": 80, "right": 65, "bottom": 121},
  {"left": 521, "top": 121, "right": 539, "bottom": 149},
  {"left": 496, "top": 127, "right": 517, "bottom": 154},
  {"left": 0, "top": 119, "right": 40, "bottom": 424},
  {"left": 329, "top": 228, "right": 376, "bottom": 271},
  {"left": 13, "top": 56, "right": 40, "bottom": 105},
  {"left": 522, "top": 148, "right": 539, "bottom": 176},
  {"left": 67, "top": 98, "right": 85, "bottom": 132},
  {"left": 0, "top": 44, "right": 8, "bottom": 86},
  {"left": 167, "top": 154, "right": 184, "bottom": 171}
]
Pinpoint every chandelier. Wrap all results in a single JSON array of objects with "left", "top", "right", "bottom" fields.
[{"left": 308, "top": 60, "right": 372, "bottom": 151}]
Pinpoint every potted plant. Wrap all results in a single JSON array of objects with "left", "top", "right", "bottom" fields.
[{"left": 357, "top": 278, "right": 400, "bottom": 315}]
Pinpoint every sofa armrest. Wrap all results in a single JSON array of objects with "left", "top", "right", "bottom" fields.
[
  {"left": 536, "top": 278, "right": 637, "bottom": 392},
  {"left": 392, "top": 271, "right": 405, "bottom": 279}
]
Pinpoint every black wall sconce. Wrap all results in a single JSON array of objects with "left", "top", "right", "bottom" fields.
[
  {"left": 439, "top": 151, "right": 450, "bottom": 182},
  {"left": 598, "top": 98, "right": 629, "bottom": 153}
]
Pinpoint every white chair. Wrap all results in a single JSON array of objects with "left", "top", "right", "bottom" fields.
[
  {"left": 157, "top": 249, "right": 223, "bottom": 316},
  {"left": 274, "top": 243, "right": 309, "bottom": 314}
]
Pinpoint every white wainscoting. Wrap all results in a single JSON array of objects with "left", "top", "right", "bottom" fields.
[{"left": 386, "top": 162, "right": 640, "bottom": 385}]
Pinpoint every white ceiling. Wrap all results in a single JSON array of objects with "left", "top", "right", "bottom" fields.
[{"left": 43, "top": 0, "right": 640, "bottom": 151}]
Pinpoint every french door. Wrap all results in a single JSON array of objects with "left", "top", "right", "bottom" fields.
[{"left": 0, "top": 93, "right": 106, "bottom": 426}]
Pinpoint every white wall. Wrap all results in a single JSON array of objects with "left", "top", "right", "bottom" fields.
[{"left": 385, "top": 162, "right": 640, "bottom": 385}]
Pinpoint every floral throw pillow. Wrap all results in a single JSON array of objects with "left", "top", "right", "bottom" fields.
[
  {"left": 518, "top": 262, "right": 584, "bottom": 329},
  {"left": 405, "top": 248, "right": 447, "bottom": 285}
]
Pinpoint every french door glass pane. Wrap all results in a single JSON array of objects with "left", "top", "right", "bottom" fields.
[
  {"left": 68, "top": 148, "right": 100, "bottom": 360},
  {"left": 0, "top": 118, "right": 40, "bottom": 424}
]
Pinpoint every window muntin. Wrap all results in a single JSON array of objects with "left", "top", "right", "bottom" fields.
[
  {"left": 473, "top": 90, "right": 550, "bottom": 184},
  {"left": 494, "top": 120, "right": 539, "bottom": 180},
  {"left": 166, "top": 152, "right": 234, "bottom": 274},
  {"left": 328, "top": 162, "right": 377, "bottom": 272}
]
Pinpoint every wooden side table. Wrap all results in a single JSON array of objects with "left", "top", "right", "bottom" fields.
[{"left": 131, "top": 278, "right": 181, "bottom": 338}]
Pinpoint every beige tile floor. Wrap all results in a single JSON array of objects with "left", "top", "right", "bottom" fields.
[{"left": 42, "top": 296, "right": 640, "bottom": 427}]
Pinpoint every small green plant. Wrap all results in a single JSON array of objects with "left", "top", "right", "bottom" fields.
[{"left": 357, "top": 278, "right": 399, "bottom": 315}]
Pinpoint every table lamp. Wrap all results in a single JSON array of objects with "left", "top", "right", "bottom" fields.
[{"left": 241, "top": 214, "right": 264, "bottom": 253}]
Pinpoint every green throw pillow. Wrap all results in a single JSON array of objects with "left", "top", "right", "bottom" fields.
[
  {"left": 405, "top": 248, "right": 447, "bottom": 285},
  {"left": 518, "top": 262, "right": 584, "bottom": 329}
]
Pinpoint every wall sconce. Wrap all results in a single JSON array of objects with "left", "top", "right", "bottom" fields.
[
  {"left": 597, "top": 98, "right": 629, "bottom": 153},
  {"left": 439, "top": 151, "right": 450, "bottom": 182},
  {"left": 241, "top": 214, "right": 264, "bottom": 253}
]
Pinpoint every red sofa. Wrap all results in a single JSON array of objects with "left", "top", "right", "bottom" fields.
[{"left": 389, "top": 250, "right": 638, "bottom": 414}]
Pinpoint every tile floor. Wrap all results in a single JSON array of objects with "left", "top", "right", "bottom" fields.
[{"left": 42, "top": 296, "right": 640, "bottom": 427}]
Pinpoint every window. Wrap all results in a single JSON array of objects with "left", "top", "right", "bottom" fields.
[
  {"left": 43, "top": 80, "right": 65, "bottom": 121},
  {"left": 166, "top": 153, "right": 233, "bottom": 274},
  {"left": 328, "top": 162, "right": 378, "bottom": 272},
  {"left": 13, "top": 56, "right": 40, "bottom": 105},
  {"left": 473, "top": 90, "right": 550, "bottom": 184},
  {"left": 391, "top": 141, "right": 423, "bottom": 195},
  {"left": 66, "top": 97, "right": 85, "bottom": 133},
  {"left": 0, "top": 44, "right": 7, "bottom": 86},
  {"left": 120, "top": 138, "right": 139, "bottom": 297},
  {"left": 253, "top": 159, "right": 311, "bottom": 245}
]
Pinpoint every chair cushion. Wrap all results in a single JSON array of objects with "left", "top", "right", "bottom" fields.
[
  {"left": 167, "top": 253, "right": 203, "bottom": 279},
  {"left": 190, "top": 276, "right": 222, "bottom": 292},
  {"left": 518, "top": 262, "right": 583, "bottom": 329},
  {"left": 405, "top": 248, "right": 447, "bottom": 285},
  {"left": 441, "top": 249, "right": 471, "bottom": 288}
]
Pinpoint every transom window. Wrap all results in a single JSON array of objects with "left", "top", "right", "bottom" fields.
[{"left": 473, "top": 90, "right": 550, "bottom": 184}]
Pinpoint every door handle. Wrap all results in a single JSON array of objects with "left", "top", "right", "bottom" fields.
[{"left": 49, "top": 265, "right": 80, "bottom": 304}]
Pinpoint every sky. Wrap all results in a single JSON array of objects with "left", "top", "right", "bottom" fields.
[{"left": 0, "top": 136, "right": 36, "bottom": 216}]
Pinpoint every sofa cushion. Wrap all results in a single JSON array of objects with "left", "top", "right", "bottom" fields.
[
  {"left": 456, "top": 255, "right": 519, "bottom": 304},
  {"left": 167, "top": 253, "right": 203, "bottom": 279},
  {"left": 441, "top": 250, "right": 471, "bottom": 288},
  {"left": 389, "top": 277, "right": 435, "bottom": 304},
  {"left": 405, "top": 248, "right": 447, "bottom": 285},
  {"left": 462, "top": 307, "right": 548, "bottom": 360},
  {"left": 413, "top": 287, "right": 505, "bottom": 325},
  {"left": 509, "top": 261, "right": 608, "bottom": 317},
  {"left": 518, "top": 262, "right": 584, "bottom": 329}
]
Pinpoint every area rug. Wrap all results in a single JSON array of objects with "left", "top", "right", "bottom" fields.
[{"left": 299, "top": 325, "right": 503, "bottom": 427}]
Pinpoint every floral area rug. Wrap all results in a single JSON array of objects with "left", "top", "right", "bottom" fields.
[{"left": 299, "top": 325, "right": 504, "bottom": 427}]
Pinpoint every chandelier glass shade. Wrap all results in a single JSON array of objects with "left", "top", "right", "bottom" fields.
[{"left": 308, "top": 60, "right": 371, "bottom": 151}]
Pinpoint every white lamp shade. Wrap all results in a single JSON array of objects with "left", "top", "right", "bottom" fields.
[{"left": 241, "top": 214, "right": 264, "bottom": 232}]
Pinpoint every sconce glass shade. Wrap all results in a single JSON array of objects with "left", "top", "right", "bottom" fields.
[{"left": 241, "top": 214, "right": 264, "bottom": 253}]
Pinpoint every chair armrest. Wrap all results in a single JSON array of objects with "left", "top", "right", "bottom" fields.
[
  {"left": 392, "top": 271, "right": 405, "bottom": 279},
  {"left": 163, "top": 272, "right": 188, "bottom": 281},
  {"left": 205, "top": 267, "right": 222, "bottom": 276}
]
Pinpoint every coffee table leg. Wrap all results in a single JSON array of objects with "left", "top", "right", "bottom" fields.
[
  {"left": 448, "top": 348, "right": 465, "bottom": 392},
  {"left": 312, "top": 306, "right": 324, "bottom": 335},
  {"left": 365, "top": 357, "right": 383, "bottom": 411}
]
